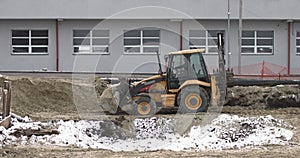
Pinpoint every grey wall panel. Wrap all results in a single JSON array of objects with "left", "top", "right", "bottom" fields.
[
  {"left": 0, "top": 0, "right": 299, "bottom": 20},
  {"left": 58, "top": 19, "right": 180, "bottom": 73},
  {"left": 0, "top": 20, "right": 56, "bottom": 71},
  {"left": 0, "top": 19, "right": 298, "bottom": 74},
  {"left": 238, "top": 21, "right": 288, "bottom": 71},
  {"left": 291, "top": 22, "right": 300, "bottom": 73},
  {"left": 183, "top": 19, "right": 291, "bottom": 74}
]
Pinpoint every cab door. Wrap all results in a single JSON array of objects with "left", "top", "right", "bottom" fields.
[{"left": 167, "top": 53, "right": 209, "bottom": 90}]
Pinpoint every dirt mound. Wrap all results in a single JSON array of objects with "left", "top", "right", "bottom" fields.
[
  {"left": 1, "top": 76, "right": 300, "bottom": 118},
  {"left": 0, "top": 76, "right": 107, "bottom": 117},
  {"left": 227, "top": 85, "right": 300, "bottom": 109}
]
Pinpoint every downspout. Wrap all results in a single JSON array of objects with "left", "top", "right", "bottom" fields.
[
  {"left": 287, "top": 20, "right": 292, "bottom": 76},
  {"left": 56, "top": 19, "right": 59, "bottom": 72}
]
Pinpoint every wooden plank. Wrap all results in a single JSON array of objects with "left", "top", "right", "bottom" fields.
[
  {"left": 3, "top": 81, "right": 11, "bottom": 117},
  {"left": 0, "top": 116, "right": 11, "bottom": 129}
]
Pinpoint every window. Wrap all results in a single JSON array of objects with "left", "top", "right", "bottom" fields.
[
  {"left": 123, "top": 29, "right": 160, "bottom": 54},
  {"left": 297, "top": 32, "right": 300, "bottom": 54},
  {"left": 189, "top": 30, "right": 225, "bottom": 54},
  {"left": 73, "top": 30, "right": 109, "bottom": 54},
  {"left": 242, "top": 30, "right": 274, "bottom": 54},
  {"left": 12, "top": 30, "right": 48, "bottom": 54}
]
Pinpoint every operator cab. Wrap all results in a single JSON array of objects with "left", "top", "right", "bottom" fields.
[{"left": 166, "top": 49, "right": 209, "bottom": 90}]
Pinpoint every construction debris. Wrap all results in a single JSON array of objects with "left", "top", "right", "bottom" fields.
[{"left": 0, "top": 80, "right": 12, "bottom": 129}]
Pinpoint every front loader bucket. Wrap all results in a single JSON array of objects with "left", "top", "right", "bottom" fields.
[
  {"left": 210, "top": 73, "right": 227, "bottom": 107},
  {"left": 99, "top": 86, "right": 119, "bottom": 114}
]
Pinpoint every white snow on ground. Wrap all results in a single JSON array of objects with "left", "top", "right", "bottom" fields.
[{"left": 0, "top": 114, "right": 295, "bottom": 151}]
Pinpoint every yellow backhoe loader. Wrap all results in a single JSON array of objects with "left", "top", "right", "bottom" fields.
[{"left": 100, "top": 33, "right": 228, "bottom": 117}]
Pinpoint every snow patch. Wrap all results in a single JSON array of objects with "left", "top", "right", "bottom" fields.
[{"left": 0, "top": 114, "right": 294, "bottom": 151}]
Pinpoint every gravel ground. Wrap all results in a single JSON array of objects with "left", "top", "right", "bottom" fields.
[{"left": 0, "top": 75, "right": 300, "bottom": 157}]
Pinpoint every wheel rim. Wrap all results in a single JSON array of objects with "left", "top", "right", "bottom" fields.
[
  {"left": 137, "top": 102, "right": 151, "bottom": 115},
  {"left": 185, "top": 93, "right": 202, "bottom": 111}
]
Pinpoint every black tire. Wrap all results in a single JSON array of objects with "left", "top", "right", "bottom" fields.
[
  {"left": 178, "top": 86, "right": 209, "bottom": 113},
  {"left": 133, "top": 97, "right": 157, "bottom": 117}
]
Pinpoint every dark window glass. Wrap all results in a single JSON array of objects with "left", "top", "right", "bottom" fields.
[
  {"left": 73, "top": 39, "right": 90, "bottom": 45},
  {"left": 208, "top": 47, "right": 218, "bottom": 52},
  {"left": 143, "top": 30, "right": 159, "bottom": 37},
  {"left": 12, "top": 39, "right": 29, "bottom": 45},
  {"left": 242, "top": 31, "right": 254, "bottom": 37},
  {"left": 143, "top": 39, "right": 159, "bottom": 45},
  {"left": 242, "top": 39, "right": 255, "bottom": 46},
  {"left": 73, "top": 30, "right": 90, "bottom": 37},
  {"left": 31, "top": 30, "right": 48, "bottom": 37},
  {"left": 257, "top": 31, "right": 273, "bottom": 37},
  {"left": 208, "top": 39, "right": 218, "bottom": 46},
  {"left": 12, "top": 30, "right": 29, "bottom": 37},
  {"left": 257, "top": 47, "right": 273, "bottom": 53},
  {"left": 208, "top": 30, "right": 224, "bottom": 37},
  {"left": 124, "top": 47, "right": 140, "bottom": 52},
  {"left": 74, "top": 47, "right": 79, "bottom": 52},
  {"left": 189, "top": 30, "right": 206, "bottom": 37},
  {"left": 12, "top": 47, "right": 29, "bottom": 53},
  {"left": 242, "top": 47, "right": 254, "bottom": 53},
  {"left": 296, "top": 39, "right": 300, "bottom": 45},
  {"left": 297, "top": 48, "right": 300, "bottom": 53},
  {"left": 124, "top": 30, "right": 140, "bottom": 37},
  {"left": 124, "top": 39, "right": 140, "bottom": 45},
  {"left": 31, "top": 39, "right": 48, "bottom": 45},
  {"left": 93, "top": 46, "right": 108, "bottom": 53},
  {"left": 190, "top": 46, "right": 205, "bottom": 50},
  {"left": 143, "top": 47, "right": 159, "bottom": 53},
  {"left": 32, "top": 47, "right": 48, "bottom": 52},
  {"left": 92, "top": 39, "right": 109, "bottom": 45},
  {"left": 257, "top": 39, "right": 273, "bottom": 46},
  {"left": 189, "top": 39, "right": 205, "bottom": 46},
  {"left": 93, "top": 30, "right": 109, "bottom": 37}
]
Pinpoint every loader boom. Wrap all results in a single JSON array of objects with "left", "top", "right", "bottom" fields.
[{"left": 211, "top": 33, "right": 227, "bottom": 107}]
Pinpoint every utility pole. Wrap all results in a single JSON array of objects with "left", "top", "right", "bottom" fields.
[
  {"left": 238, "top": 0, "right": 243, "bottom": 74},
  {"left": 227, "top": 0, "right": 231, "bottom": 68}
]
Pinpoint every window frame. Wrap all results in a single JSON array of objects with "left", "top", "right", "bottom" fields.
[
  {"left": 11, "top": 29, "right": 49, "bottom": 55},
  {"left": 73, "top": 29, "right": 110, "bottom": 55},
  {"left": 241, "top": 30, "right": 274, "bottom": 55},
  {"left": 189, "top": 30, "right": 225, "bottom": 54},
  {"left": 123, "top": 29, "right": 160, "bottom": 55},
  {"left": 296, "top": 31, "right": 300, "bottom": 55}
]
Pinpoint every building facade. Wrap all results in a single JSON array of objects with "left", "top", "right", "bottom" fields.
[{"left": 0, "top": 0, "right": 299, "bottom": 75}]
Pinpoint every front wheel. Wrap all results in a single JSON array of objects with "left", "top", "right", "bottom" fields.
[
  {"left": 133, "top": 97, "right": 157, "bottom": 117},
  {"left": 178, "top": 86, "right": 209, "bottom": 113}
]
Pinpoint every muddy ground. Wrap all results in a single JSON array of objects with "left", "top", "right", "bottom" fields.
[{"left": 0, "top": 76, "right": 300, "bottom": 157}]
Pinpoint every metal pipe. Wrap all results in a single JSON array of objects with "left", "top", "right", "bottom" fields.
[
  {"left": 56, "top": 19, "right": 59, "bottom": 72},
  {"left": 288, "top": 21, "right": 291, "bottom": 75},
  {"left": 227, "top": 0, "right": 231, "bottom": 68},
  {"left": 238, "top": 0, "right": 243, "bottom": 74}
]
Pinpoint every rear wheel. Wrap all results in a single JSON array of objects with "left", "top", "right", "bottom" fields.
[
  {"left": 133, "top": 97, "right": 157, "bottom": 117},
  {"left": 178, "top": 86, "right": 209, "bottom": 113}
]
